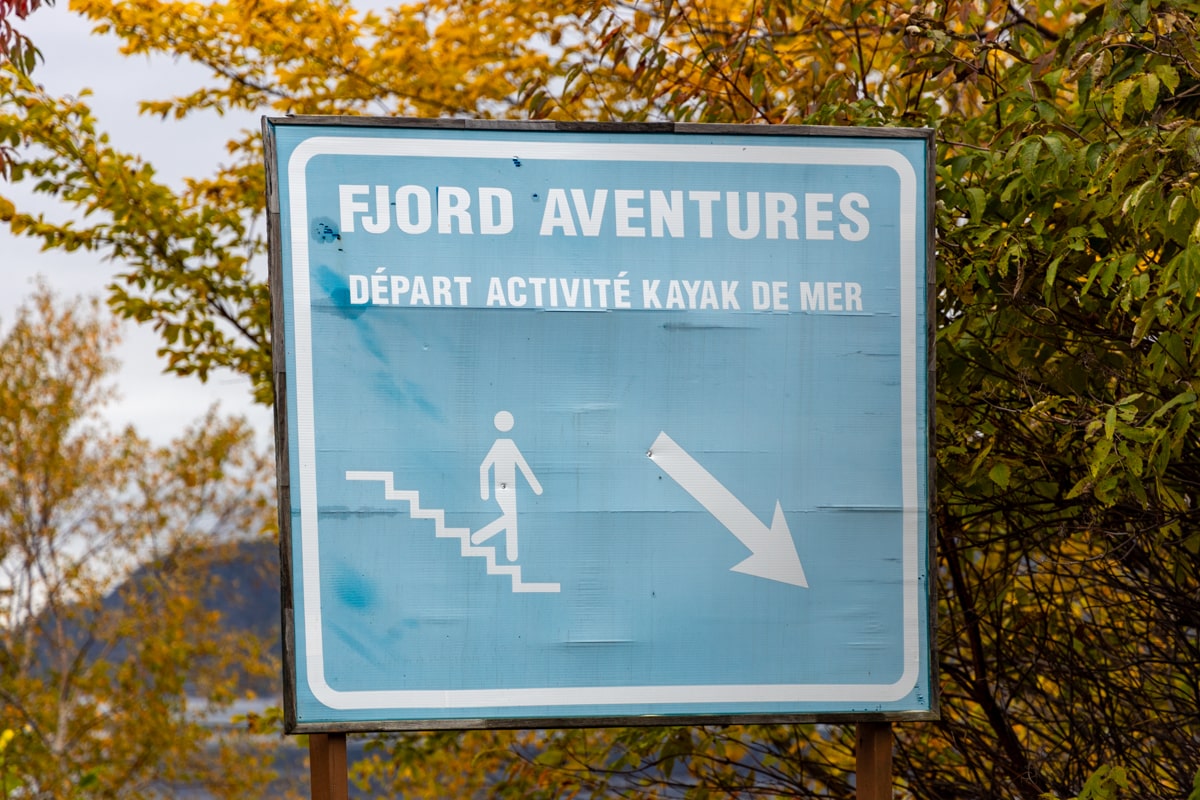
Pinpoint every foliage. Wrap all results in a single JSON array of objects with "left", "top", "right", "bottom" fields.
[
  {"left": 0, "top": 0, "right": 45, "bottom": 178},
  {"left": 0, "top": 285, "right": 281, "bottom": 798},
  {"left": 1041, "top": 766, "right": 1129, "bottom": 800},
  {"left": 0, "top": 0, "right": 45, "bottom": 71},
  {"left": 2, "top": 0, "right": 1200, "bottom": 798}
]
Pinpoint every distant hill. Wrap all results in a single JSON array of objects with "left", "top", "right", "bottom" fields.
[
  {"left": 190, "top": 536, "right": 283, "bottom": 666},
  {"left": 30, "top": 536, "right": 284, "bottom": 698},
  {"left": 122, "top": 536, "right": 284, "bottom": 695}
]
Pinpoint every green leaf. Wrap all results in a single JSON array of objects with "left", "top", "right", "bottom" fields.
[
  {"left": 989, "top": 462, "right": 1011, "bottom": 488},
  {"left": 1041, "top": 134, "right": 1067, "bottom": 170},
  {"left": 1148, "top": 391, "right": 1196, "bottom": 423},
  {"left": 1153, "top": 63, "right": 1180, "bottom": 95},
  {"left": 1019, "top": 138, "right": 1043, "bottom": 181},
  {"left": 1094, "top": 474, "right": 1121, "bottom": 503},
  {"left": 1099, "top": 255, "right": 1120, "bottom": 293},
  {"left": 750, "top": 71, "right": 766, "bottom": 104},
  {"left": 1077, "top": 765, "right": 1129, "bottom": 799},
  {"left": 1092, "top": 438, "right": 1114, "bottom": 475},
  {"left": 1140, "top": 71, "right": 1160, "bottom": 111},
  {"left": 1131, "top": 271, "right": 1150, "bottom": 299},
  {"left": 1178, "top": 248, "right": 1200, "bottom": 297},
  {"left": 1131, "top": 307, "right": 1156, "bottom": 344},
  {"left": 1168, "top": 194, "right": 1188, "bottom": 224},
  {"left": 1065, "top": 476, "right": 1093, "bottom": 500},
  {"left": 1113, "top": 78, "right": 1137, "bottom": 122},
  {"left": 966, "top": 186, "right": 986, "bottom": 222},
  {"left": 1122, "top": 179, "right": 1155, "bottom": 216},
  {"left": 1043, "top": 254, "right": 1063, "bottom": 300}
]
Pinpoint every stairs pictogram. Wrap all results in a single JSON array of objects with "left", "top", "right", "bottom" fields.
[{"left": 345, "top": 470, "right": 560, "bottom": 593}]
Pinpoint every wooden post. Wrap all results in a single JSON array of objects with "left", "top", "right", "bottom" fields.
[
  {"left": 309, "top": 733, "right": 349, "bottom": 800},
  {"left": 856, "top": 722, "right": 893, "bottom": 800}
]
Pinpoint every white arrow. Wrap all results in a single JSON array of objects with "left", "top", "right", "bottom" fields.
[{"left": 649, "top": 431, "right": 808, "bottom": 588}]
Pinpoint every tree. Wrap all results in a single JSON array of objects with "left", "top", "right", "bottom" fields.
[
  {"left": 2, "top": 0, "right": 1200, "bottom": 798},
  {"left": 0, "top": 285, "right": 281, "bottom": 798}
]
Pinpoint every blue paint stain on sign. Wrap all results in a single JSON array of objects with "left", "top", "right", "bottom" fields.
[{"left": 265, "top": 120, "right": 935, "bottom": 729}]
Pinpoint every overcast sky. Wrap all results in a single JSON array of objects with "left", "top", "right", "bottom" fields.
[{"left": 3, "top": 3, "right": 270, "bottom": 444}]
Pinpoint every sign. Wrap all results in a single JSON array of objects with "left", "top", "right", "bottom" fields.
[{"left": 264, "top": 118, "right": 935, "bottom": 731}]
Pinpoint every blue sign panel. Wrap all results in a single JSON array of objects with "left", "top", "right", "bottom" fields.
[{"left": 265, "top": 119, "right": 934, "bottom": 730}]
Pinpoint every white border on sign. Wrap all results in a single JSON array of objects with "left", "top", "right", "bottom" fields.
[{"left": 285, "top": 136, "right": 923, "bottom": 713}]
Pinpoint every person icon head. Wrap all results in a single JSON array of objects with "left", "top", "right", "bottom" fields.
[{"left": 493, "top": 410, "right": 514, "bottom": 433}]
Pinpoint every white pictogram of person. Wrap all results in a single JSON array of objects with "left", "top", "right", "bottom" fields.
[{"left": 471, "top": 410, "right": 543, "bottom": 562}]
